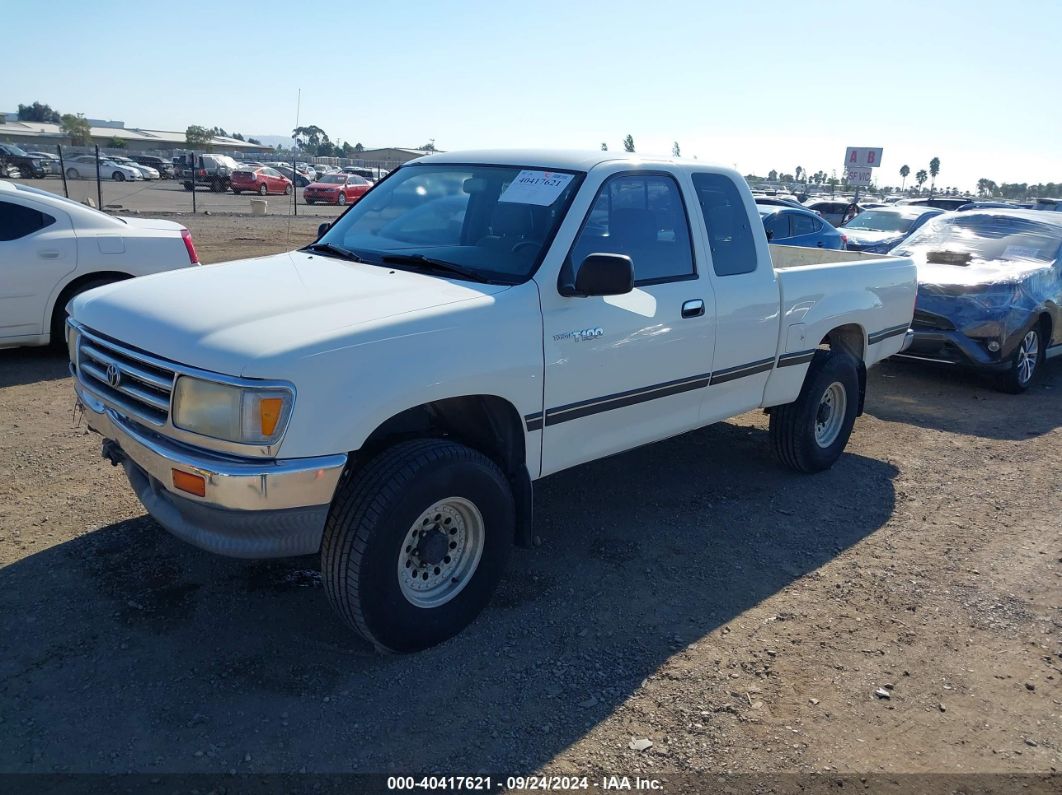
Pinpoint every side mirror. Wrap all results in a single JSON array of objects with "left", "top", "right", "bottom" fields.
[
  {"left": 317, "top": 222, "right": 330, "bottom": 239},
  {"left": 569, "top": 253, "right": 634, "bottom": 297}
]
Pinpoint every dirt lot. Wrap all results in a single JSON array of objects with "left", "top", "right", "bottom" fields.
[{"left": 0, "top": 215, "right": 1059, "bottom": 780}]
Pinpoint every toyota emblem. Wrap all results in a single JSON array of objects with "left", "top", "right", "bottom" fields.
[{"left": 105, "top": 363, "right": 122, "bottom": 388}]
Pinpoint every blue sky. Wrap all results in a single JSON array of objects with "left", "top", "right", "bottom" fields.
[{"left": 6, "top": 0, "right": 1059, "bottom": 190}]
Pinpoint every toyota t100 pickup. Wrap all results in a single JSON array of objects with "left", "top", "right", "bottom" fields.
[{"left": 68, "top": 151, "right": 916, "bottom": 652}]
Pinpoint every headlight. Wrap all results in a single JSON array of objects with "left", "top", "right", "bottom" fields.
[{"left": 172, "top": 377, "right": 293, "bottom": 445}]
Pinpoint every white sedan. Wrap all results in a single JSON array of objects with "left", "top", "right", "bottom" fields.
[
  {"left": 64, "top": 155, "right": 143, "bottom": 182},
  {"left": 0, "top": 182, "right": 201, "bottom": 349}
]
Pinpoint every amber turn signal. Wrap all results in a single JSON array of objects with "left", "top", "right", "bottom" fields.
[
  {"left": 259, "top": 397, "right": 284, "bottom": 437},
  {"left": 172, "top": 469, "right": 206, "bottom": 497}
]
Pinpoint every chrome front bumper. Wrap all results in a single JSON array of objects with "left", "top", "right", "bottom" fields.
[{"left": 76, "top": 381, "right": 347, "bottom": 558}]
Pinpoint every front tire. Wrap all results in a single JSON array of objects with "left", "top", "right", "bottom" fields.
[
  {"left": 113, "top": 171, "right": 125, "bottom": 182},
  {"left": 66, "top": 167, "right": 79, "bottom": 180},
  {"left": 337, "top": 193, "right": 347, "bottom": 206},
  {"left": 770, "top": 349, "right": 860, "bottom": 473},
  {"left": 995, "top": 325, "right": 1044, "bottom": 393},
  {"left": 321, "top": 439, "right": 514, "bottom": 653},
  {"left": 258, "top": 183, "right": 268, "bottom": 196}
]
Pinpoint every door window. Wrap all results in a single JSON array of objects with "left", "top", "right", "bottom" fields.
[
  {"left": 790, "top": 213, "right": 820, "bottom": 236},
  {"left": 763, "top": 213, "right": 790, "bottom": 241},
  {"left": 0, "top": 201, "right": 56, "bottom": 241},
  {"left": 691, "top": 173, "right": 758, "bottom": 276},
  {"left": 569, "top": 174, "right": 694, "bottom": 284}
]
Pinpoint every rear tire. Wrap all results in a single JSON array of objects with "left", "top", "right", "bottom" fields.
[
  {"left": 66, "top": 167, "right": 78, "bottom": 180},
  {"left": 113, "top": 171, "right": 125, "bottom": 182},
  {"left": 50, "top": 276, "right": 126, "bottom": 348},
  {"left": 995, "top": 325, "right": 1044, "bottom": 394},
  {"left": 321, "top": 439, "right": 514, "bottom": 653},
  {"left": 337, "top": 193, "right": 347, "bottom": 206},
  {"left": 770, "top": 349, "right": 860, "bottom": 473}
]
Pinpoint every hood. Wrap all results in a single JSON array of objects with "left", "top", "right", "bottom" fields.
[
  {"left": 843, "top": 228, "right": 904, "bottom": 246},
  {"left": 71, "top": 250, "right": 509, "bottom": 375},
  {"left": 913, "top": 256, "right": 1051, "bottom": 290}
]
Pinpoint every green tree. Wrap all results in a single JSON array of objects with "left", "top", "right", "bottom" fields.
[
  {"left": 622, "top": 134, "right": 635, "bottom": 153},
  {"left": 419, "top": 139, "right": 437, "bottom": 152},
  {"left": 108, "top": 136, "right": 126, "bottom": 149},
  {"left": 232, "top": 132, "right": 245, "bottom": 141},
  {"left": 795, "top": 166, "right": 803, "bottom": 183},
  {"left": 899, "top": 164, "right": 910, "bottom": 192},
  {"left": 600, "top": 142, "right": 608, "bottom": 151},
  {"left": 915, "top": 169, "right": 928, "bottom": 192},
  {"left": 354, "top": 142, "right": 364, "bottom": 153},
  {"left": 248, "top": 137, "right": 262, "bottom": 146},
  {"left": 18, "top": 101, "right": 61, "bottom": 123},
  {"left": 185, "top": 125, "right": 212, "bottom": 147},
  {"left": 293, "top": 125, "right": 330, "bottom": 153},
  {"left": 928, "top": 157, "right": 940, "bottom": 195},
  {"left": 210, "top": 126, "right": 229, "bottom": 138},
  {"left": 60, "top": 113, "right": 92, "bottom": 146},
  {"left": 672, "top": 141, "right": 681, "bottom": 157},
  {"left": 768, "top": 169, "right": 778, "bottom": 181}
]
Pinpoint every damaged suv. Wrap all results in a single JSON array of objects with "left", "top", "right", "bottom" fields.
[{"left": 894, "top": 210, "right": 1062, "bottom": 392}]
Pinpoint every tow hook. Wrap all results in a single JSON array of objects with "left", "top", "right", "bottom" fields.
[{"left": 101, "top": 439, "right": 125, "bottom": 467}]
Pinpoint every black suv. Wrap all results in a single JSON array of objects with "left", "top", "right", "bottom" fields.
[
  {"left": 176, "top": 153, "right": 237, "bottom": 192},
  {"left": 131, "top": 154, "right": 175, "bottom": 179},
  {"left": 0, "top": 144, "right": 47, "bottom": 178}
]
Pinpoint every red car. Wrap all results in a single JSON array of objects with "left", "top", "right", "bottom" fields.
[
  {"left": 230, "top": 166, "right": 293, "bottom": 196},
  {"left": 304, "top": 173, "right": 372, "bottom": 205}
]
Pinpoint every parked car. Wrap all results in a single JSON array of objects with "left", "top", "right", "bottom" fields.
[
  {"left": 1032, "top": 198, "right": 1062, "bottom": 212},
  {"left": 131, "top": 155, "right": 175, "bottom": 179},
  {"left": 27, "top": 151, "right": 62, "bottom": 176},
  {"left": 805, "top": 199, "right": 864, "bottom": 226},
  {"left": 272, "top": 164, "right": 312, "bottom": 187},
  {"left": 304, "top": 173, "right": 372, "bottom": 205},
  {"left": 841, "top": 206, "right": 944, "bottom": 253},
  {"left": 342, "top": 166, "right": 379, "bottom": 182},
  {"left": 176, "top": 154, "right": 239, "bottom": 192},
  {"left": 956, "top": 202, "right": 1016, "bottom": 212},
  {"left": 892, "top": 209, "right": 1062, "bottom": 392},
  {"left": 230, "top": 166, "right": 293, "bottom": 196},
  {"left": 897, "top": 197, "right": 971, "bottom": 211},
  {"left": 67, "top": 149, "right": 917, "bottom": 652},
  {"left": 65, "top": 155, "right": 143, "bottom": 181},
  {"left": 109, "top": 155, "right": 159, "bottom": 180},
  {"left": 758, "top": 206, "right": 845, "bottom": 249},
  {"left": 0, "top": 181, "right": 199, "bottom": 349},
  {"left": 0, "top": 144, "right": 47, "bottom": 179},
  {"left": 754, "top": 196, "right": 805, "bottom": 210}
]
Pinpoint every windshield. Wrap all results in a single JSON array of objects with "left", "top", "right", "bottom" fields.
[
  {"left": 317, "top": 163, "right": 584, "bottom": 283},
  {"left": 3, "top": 144, "right": 29, "bottom": 156},
  {"left": 844, "top": 210, "right": 912, "bottom": 233},
  {"left": 319, "top": 174, "right": 345, "bottom": 184},
  {"left": 894, "top": 214, "right": 1062, "bottom": 267}
]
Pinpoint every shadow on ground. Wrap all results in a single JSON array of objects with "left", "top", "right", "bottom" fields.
[
  {"left": 0, "top": 347, "right": 70, "bottom": 389},
  {"left": 865, "top": 358, "right": 1061, "bottom": 440},
  {"left": 0, "top": 422, "right": 896, "bottom": 774}
]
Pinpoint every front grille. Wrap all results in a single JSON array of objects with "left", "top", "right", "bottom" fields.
[
  {"left": 77, "top": 332, "right": 176, "bottom": 425},
  {"left": 912, "top": 309, "right": 955, "bottom": 331}
]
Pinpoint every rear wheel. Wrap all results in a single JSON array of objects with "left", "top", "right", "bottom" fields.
[
  {"left": 51, "top": 276, "right": 126, "bottom": 348},
  {"left": 66, "top": 168, "right": 78, "bottom": 180},
  {"left": 211, "top": 178, "right": 225, "bottom": 193},
  {"left": 995, "top": 325, "right": 1044, "bottom": 393},
  {"left": 284, "top": 183, "right": 292, "bottom": 195},
  {"left": 321, "top": 439, "right": 514, "bottom": 653},
  {"left": 113, "top": 171, "right": 125, "bottom": 182},
  {"left": 770, "top": 349, "right": 860, "bottom": 473},
  {"left": 337, "top": 193, "right": 347, "bottom": 206}
]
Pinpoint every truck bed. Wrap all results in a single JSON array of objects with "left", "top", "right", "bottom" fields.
[{"left": 769, "top": 244, "right": 892, "bottom": 269}]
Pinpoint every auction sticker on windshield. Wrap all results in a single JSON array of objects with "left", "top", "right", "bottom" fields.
[{"left": 499, "top": 170, "right": 574, "bottom": 205}]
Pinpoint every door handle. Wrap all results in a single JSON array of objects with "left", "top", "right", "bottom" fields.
[
  {"left": 681, "top": 299, "right": 705, "bottom": 319},
  {"left": 38, "top": 250, "right": 60, "bottom": 259}
]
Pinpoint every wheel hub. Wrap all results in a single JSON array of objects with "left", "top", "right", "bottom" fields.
[{"left": 398, "top": 497, "right": 485, "bottom": 608}]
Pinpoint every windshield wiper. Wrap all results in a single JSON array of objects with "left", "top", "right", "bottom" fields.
[
  {"left": 303, "top": 242, "right": 365, "bottom": 262},
  {"left": 381, "top": 253, "right": 493, "bottom": 283}
]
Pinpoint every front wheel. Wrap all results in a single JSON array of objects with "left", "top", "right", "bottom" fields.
[
  {"left": 66, "top": 167, "right": 78, "bottom": 180},
  {"left": 337, "top": 193, "right": 347, "bottom": 206},
  {"left": 113, "top": 171, "right": 125, "bottom": 182},
  {"left": 258, "top": 183, "right": 268, "bottom": 196},
  {"left": 321, "top": 439, "right": 514, "bottom": 653},
  {"left": 995, "top": 326, "right": 1043, "bottom": 394},
  {"left": 284, "top": 183, "right": 292, "bottom": 195},
  {"left": 232, "top": 189, "right": 241, "bottom": 195},
  {"left": 769, "top": 349, "right": 860, "bottom": 473}
]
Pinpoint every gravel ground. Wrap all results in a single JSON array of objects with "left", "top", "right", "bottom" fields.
[{"left": 0, "top": 215, "right": 1059, "bottom": 779}]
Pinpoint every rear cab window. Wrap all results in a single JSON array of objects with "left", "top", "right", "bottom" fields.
[{"left": 691, "top": 173, "right": 758, "bottom": 276}]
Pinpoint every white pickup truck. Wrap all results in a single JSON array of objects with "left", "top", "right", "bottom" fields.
[{"left": 68, "top": 150, "right": 916, "bottom": 652}]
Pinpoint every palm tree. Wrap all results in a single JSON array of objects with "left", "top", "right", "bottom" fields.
[
  {"left": 916, "top": 169, "right": 928, "bottom": 193},
  {"left": 929, "top": 157, "right": 940, "bottom": 196},
  {"left": 899, "top": 164, "right": 910, "bottom": 192},
  {"left": 795, "top": 166, "right": 803, "bottom": 183}
]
